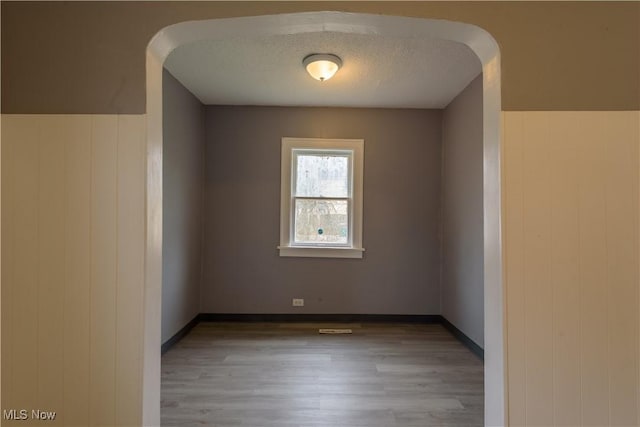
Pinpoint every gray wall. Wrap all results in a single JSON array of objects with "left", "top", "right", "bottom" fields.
[
  {"left": 203, "top": 106, "right": 442, "bottom": 314},
  {"left": 162, "top": 70, "right": 205, "bottom": 343},
  {"left": 441, "top": 74, "right": 484, "bottom": 347}
]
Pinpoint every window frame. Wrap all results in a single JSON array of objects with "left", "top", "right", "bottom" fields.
[{"left": 279, "top": 137, "right": 364, "bottom": 259}]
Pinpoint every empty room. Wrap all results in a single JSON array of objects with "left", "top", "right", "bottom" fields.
[
  {"left": 160, "top": 22, "right": 486, "bottom": 426},
  {"left": 1, "top": 2, "right": 638, "bottom": 427}
]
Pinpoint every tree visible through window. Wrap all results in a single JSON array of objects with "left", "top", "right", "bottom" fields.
[
  {"left": 293, "top": 152, "right": 350, "bottom": 245},
  {"left": 279, "top": 138, "right": 364, "bottom": 258}
]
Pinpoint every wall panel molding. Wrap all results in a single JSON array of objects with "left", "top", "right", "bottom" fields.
[
  {"left": 1, "top": 110, "right": 639, "bottom": 426},
  {"left": 504, "top": 110, "right": 640, "bottom": 426},
  {"left": 1, "top": 114, "right": 145, "bottom": 426}
]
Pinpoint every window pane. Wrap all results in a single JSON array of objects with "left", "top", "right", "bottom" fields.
[
  {"left": 294, "top": 199, "right": 348, "bottom": 244},
  {"left": 295, "top": 154, "right": 349, "bottom": 197}
]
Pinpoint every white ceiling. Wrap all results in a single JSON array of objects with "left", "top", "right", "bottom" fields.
[{"left": 164, "top": 31, "right": 482, "bottom": 109}]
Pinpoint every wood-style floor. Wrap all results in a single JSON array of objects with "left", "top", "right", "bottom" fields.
[{"left": 161, "top": 322, "right": 484, "bottom": 427}]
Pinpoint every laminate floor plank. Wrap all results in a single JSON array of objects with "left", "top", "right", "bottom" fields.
[{"left": 161, "top": 322, "right": 484, "bottom": 427}]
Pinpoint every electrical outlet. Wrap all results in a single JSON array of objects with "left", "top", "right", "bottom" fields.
[{"left": 292, "top": 298, "right": 304, "bottom": 307}]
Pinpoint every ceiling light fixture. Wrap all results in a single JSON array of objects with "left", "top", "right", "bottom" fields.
[{"left": 303, "top": 54, "right": 342, "bottom": 82}]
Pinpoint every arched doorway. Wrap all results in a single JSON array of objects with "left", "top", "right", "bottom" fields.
[{"left": 144, "top": 11, "right": 504, "bottom": 425}]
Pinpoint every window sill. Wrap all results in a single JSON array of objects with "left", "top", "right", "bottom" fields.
[{"left": 277, "top": 246, "right": 365, "bottom": 259}]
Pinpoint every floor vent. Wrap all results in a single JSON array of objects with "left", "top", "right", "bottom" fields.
[{"left": 318, "top": 328, "right": 353, "bottom": 334}]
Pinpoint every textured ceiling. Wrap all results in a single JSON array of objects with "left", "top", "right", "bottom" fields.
[{"left": 164, "top": 32, "right": 482, "bottom": 109}]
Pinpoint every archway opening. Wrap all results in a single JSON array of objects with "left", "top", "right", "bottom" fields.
[{"left": 144, "top": 11, "right": 504, "bottom": 426}]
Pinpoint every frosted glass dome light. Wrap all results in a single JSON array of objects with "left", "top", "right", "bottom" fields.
[{"left": 303, "top": 54, "right": 342, "bottom": 82}]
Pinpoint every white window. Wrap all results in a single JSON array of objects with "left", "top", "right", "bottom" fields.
[{"left": 279, "top": 137, "right": 364, "bottom": 258}]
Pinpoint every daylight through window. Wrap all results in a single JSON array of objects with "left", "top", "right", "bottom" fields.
[{"left": 279, "top": 138, "right": 364, "bottom": 258}]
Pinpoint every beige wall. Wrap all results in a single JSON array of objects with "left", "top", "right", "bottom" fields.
[
  {"left": 503, "top": 111, "right": 640, "bottom": 426},
  {"left": 1, "top": 115, "right": 145, "bottom": 426},
  {"left": 441, "top": 74, "right": 484, "bottom": 347},
  {"left": 1, "top": 1, "right": 638, "bottom": 113}
]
